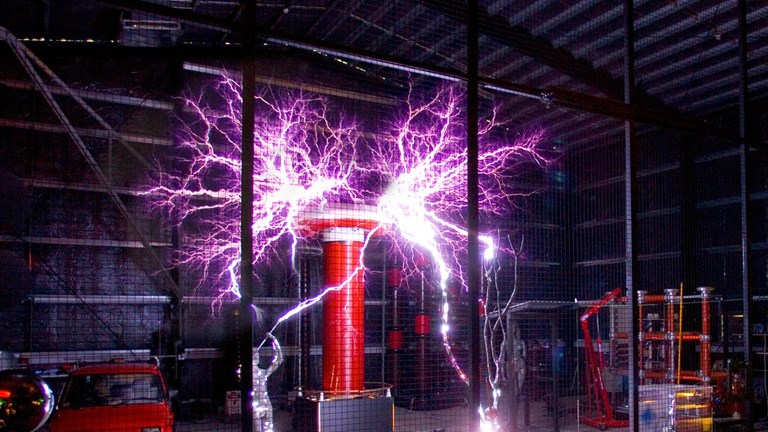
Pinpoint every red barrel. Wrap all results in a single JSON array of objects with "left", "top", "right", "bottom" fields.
[{"left": 321, "top": 228, "right": 365, "bottom": 393}]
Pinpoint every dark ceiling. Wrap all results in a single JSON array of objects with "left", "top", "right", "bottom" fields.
[{"left": 2, "top": 0, "right": 768, "bottom": 149}]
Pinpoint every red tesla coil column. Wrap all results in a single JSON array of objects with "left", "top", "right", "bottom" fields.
[
  {"left": 299, "top": 205, "right": 380, "bottom": 396},
  {"left": 293, "top": 205, "right": 394, "bottom": 432},
  {"left": 321, "top": 226, "right": 365, "bottom": 393}
]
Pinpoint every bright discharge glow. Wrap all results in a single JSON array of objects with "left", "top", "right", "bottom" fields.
[
  {"left": 147, "top": 76, "right": 549, "bottom": 424},
  {"left": 147, "top": 77, "right": 363, "bottom": 305},
  {"left": 480, "top": 241, "right": 523, "bottom": 430},
  {"left": 371, "top": 85, "right": 547, "bottom": 385}
]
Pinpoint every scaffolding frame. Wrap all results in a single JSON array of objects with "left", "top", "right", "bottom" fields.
[{"left": 637, "top": 287, "right": 715, "bottom": 385}]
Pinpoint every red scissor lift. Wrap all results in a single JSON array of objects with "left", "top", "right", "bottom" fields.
[{"left": 579, "top": 288, "right": 628, "bottom": 430}]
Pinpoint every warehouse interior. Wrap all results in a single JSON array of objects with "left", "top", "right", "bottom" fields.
[{"left": 1, "top": 1, "right": 768, "bottom": 431}]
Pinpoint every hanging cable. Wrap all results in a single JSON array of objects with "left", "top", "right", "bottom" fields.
[{"left": 677, "top": 282, "right": 684, "bottom": 384}]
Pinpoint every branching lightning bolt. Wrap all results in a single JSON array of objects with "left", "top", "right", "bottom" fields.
[
  {"left": 373, "top": 84, "right": 547, "bottom": 386},
  {"left": 147, "top": 76, "right": 550, "bottom": 429},
  {"left": 146, "top": 77, "right": 365, "bottom": 306}
]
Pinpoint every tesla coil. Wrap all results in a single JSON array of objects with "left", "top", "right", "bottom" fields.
[{"left": 293, "top": 204, "right": 394, "bottom": 432}]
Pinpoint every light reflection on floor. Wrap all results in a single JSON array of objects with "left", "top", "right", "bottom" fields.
[{"left": 174, "top": 397, "right": 601, "bottom": 432}]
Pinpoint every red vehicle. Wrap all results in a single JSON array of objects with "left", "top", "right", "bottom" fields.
[{"left": 49, "top": 362, "right": 174, "bottom": 432}]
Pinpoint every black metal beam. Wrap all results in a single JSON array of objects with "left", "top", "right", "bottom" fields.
[
  {"left": 99, "top": 0, "right": 236, "bottom": 32},
  {"left": 466, "top": 0, "right": 481, "bottom": 430},
  {"left": 97, "top": 0, "right": 465, "bottom": 81},
  {"left": 481, "top": 76, "right": 732, "bottom": 140},
  {"left": 239, "top": 1, "right": 255, "bottom": 430},
  {"left": 624, "top": 0, "right": 640, "bottom": 431},
  {"left": 738, "top": 0, "right": 754, "bottom": 430},
  {"left": 546, "top": 87, "right": 717, "bottom": 138},
  {"left": 419, "top": 0, "right": 646, "bottom": 103},
  {"left": 94, "top": 0, "right": 736, "bottom": 142}
]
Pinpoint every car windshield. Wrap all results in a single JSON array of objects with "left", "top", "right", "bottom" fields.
[{"left": 59, "top": 372, "right": 164, "bottom": 408}]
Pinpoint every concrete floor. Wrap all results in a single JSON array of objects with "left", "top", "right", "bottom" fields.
[
  {"left": 175, "top": 397, "right": 594, "bottom": 432},
  {"left": 156, "top": 401, "right": 768, "bottom": 432}
]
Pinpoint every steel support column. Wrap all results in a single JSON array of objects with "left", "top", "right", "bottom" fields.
[
  {"left": 467, "top": 0, "right": 481, "bottom": 430},
  {"left": 681, "top": 135, "right": 698, "bottom": 292},
  {"left": 1, "top": 26, "right": 181, "bottom": 301},
  {"left": 623, "top": 0, "right": 640, "bottom": 430},
  {"left": 239, "top": 1, "right": 256, "bottom": 430},
  {"left": 738, "top": 0, "right": 754, "bottom": 429}
]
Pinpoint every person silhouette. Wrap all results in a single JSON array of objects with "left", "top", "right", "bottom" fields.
[
  {"left": 506, "top": 320, "right": 526, "bottom": 431},
  {"left": 252, "top": 333, "right": 283, "bottom": 432}
]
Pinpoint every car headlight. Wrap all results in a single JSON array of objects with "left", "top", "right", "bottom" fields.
[{"left": 141, "top": 428, "right": 161, "bottom": 432}]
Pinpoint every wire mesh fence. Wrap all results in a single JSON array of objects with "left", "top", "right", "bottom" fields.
[{"left": 1, "top": 1, "right": 768, "bottom": 432}]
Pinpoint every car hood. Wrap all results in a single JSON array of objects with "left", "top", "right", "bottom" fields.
[{"left": 49, "top": 403, "right": 173, "bottom": 432}]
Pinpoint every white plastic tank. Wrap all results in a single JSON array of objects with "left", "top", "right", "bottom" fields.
[{"left": 639, "top": 384, "right": 712, "bottom": 432}]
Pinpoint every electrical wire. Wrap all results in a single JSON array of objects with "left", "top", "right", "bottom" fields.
[{"left": 677, "top": 282, "right": 684, "bottom": 385}]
